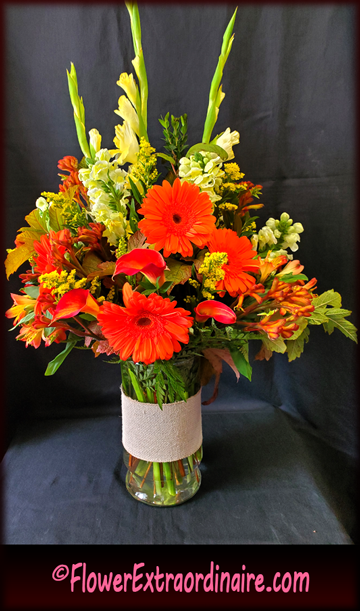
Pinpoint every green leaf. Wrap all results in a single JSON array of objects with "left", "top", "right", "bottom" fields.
[
  {"left": 262, "top": 335, "right": 287, "bottom": 354},
  {"left": 23, "top": 285, "right": 40, "bottom": 299},
  {"left": 286, "top": 327, "right": 310, "bottom": 362},
  {"left": 312, "top": 290, "right": 342, "bottom": 309},
  {"left": 278, "top": 273, "right": 309, "bottom": 283},
  {"left": 308, "top": 307, "right": 329, "bottom": 325},
  {"left": 323, "top": 320, "right": 335, "bottom": 335},
  {"left": 129, "top": 198, "right": 139, "bottom": 233},
  {"left": 186, "top": 142, "right": 228, "bottom": 160},
  {"left": 44, "top": 341, "right": 77, "bottom": 376},
  {"left": 78, "top": 313, "right": 97, "bottom": 321},
  {"left": 128, "top": 176, "right": 143, "bottom": 205},
  {"left": 325, "top": 314, "right": 357, "bottom": 343},
  {"left": 48, "top": 206, "right": 65, "bottom": 232},
  {"left": 8, "top": 310, "right": 35, "bottom": 330},
  {"left": 128, "top": 369, "right": 146, "bottom": 402},
  {"left": 229, "top": 344, "right": 252, "bottom": 381},
  {"left": 286, "top": 317, "right": 308, "bottom": 341},
  {"left": 157, "top": 152, "right": 175, "bottom": 164}
]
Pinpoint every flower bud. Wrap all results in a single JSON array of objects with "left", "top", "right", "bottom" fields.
[
  {"left": 89, "top": 128, "right": 102, "bottom": 155},
  {"left": 280, "top": 212, "right": 290, "bottom": 222},
  {"left": 293, "top": 222, "right": 304, "bottom": 233},
  {"left": 265, "top": 218, "right": 276, "bottom": 230},
  {"left": 36, "top": 197, "right": 48, "bottom": 212}
]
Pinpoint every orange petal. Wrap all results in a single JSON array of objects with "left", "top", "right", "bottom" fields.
[
  {"left": 195, "top": 300, "right": 237, "bottom": 324},
  {"left": 51, "top": 289, "right": 99, "bottom": 322}
]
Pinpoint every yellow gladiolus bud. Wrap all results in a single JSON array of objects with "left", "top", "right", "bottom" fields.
[
  {"left": 89, "top": 128, "right": 102, "bottom": 155},
  {"left": 116, "top": 72, "right": 138, "bottom": 109},
  {"left": 114, "top": 121, "right": 139, "bottom": 165},
  {"left": 114, "top": 95, "right": 140, "bottom": 136}
]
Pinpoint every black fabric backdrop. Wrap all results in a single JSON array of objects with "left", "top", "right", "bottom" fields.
[{"left": 4, "top": 3, "right": 358, "bottom": 464}]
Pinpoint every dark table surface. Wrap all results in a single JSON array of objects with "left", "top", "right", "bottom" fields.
[{"left": 3, "top": 404, "right": 352, "bottom": 545}]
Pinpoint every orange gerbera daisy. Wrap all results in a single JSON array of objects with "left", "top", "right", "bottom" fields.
[
  {"left": 97, "top": 283, "right": 193, "bottom": 364},
  {"left": 207, "top": 228, "right": 260, "bottom": 297},
  {"left": 138, "top": 178, "right": 216, "bottom": 258}
]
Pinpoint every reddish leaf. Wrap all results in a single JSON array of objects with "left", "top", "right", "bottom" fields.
[
  {"left": 128, "top": 230, "right": 147, "bottom": 251},
  {"left": 201, "top": 347, "right": 240, "bottom": 405},
  {"left": 254, "top": 342, "right": 273, "bottom": 361}
]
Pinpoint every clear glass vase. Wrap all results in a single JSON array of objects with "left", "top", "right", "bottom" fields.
[
  {"left": 121, "top": 356, "right": 203, "bottom": 506},
  {"left": 123, "top": 445, "right": 203, "bottom": 506}
]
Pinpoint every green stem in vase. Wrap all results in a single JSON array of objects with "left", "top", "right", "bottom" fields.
[
  {"left": 153, "top": 462, "right": 162, "bottom": 496},
  {"left": 163, "top": 461, "right": 176, "bottom": 496},
  {"left": 187, "top": 454, "right": 194, "bottom": 472}
]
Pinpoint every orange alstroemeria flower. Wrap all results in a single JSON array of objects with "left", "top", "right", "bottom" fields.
[
  {"left": 16, "top": 316, "right": 67, "bottom": 349},
  {"left": 97, "top": 282, "right": 193, "bottom": 364},
  {"left": 138, "top": 178, "right": 216, "bottom": 258},
  {"left": 113, "top": 248, "right": 166, "bottom": 286},
  {"left": 195, "top": 300, "right": 237, "bottom": 324},
  {"left": 257, "top": 254, "right": 288, "bottom": 284},
  {"left": 5, "top": 293, "right": 36, "bottom": 325},
  {"left": 277, "top": 259, "right": 304, "bottom": 278},
  {"left": 51, "top": 289, "right": 100, "bottom": 323}
]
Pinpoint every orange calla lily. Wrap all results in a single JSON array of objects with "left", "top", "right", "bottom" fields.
[
  {"left": 195, "top": 300, "right": 237, "bottom": 324},
  {"left": 113, "top": 248, "right": 166, "bottom": 286},
  {"left": 51, "top": 288, "right": 100, "bottom": 322}
]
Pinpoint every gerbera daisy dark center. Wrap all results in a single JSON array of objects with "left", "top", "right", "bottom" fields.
[
  {"left": 136, "top": 316, "right": 152, "bottom": 327},
  {"left": 172, "top": 213, "right": 182, "bottom": 224}
]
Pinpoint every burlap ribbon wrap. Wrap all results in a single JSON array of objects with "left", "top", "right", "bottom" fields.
[{"left": 121, "top": 387, "right": 202, "bottom": 463}]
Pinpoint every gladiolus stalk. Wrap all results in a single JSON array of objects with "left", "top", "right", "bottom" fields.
[
  {"left": 66, "top": 62, "right": 91, "bottom": 159},
  {"left": 125, "top": 2, "right": 149, "bottom": 141},
  {"left": 202, "top": 7, "right": 237, "bottom": 144}
]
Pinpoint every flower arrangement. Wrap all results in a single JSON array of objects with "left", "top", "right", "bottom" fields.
[{"left": 5, "top": 3, "right": 357, "bottom": 505}]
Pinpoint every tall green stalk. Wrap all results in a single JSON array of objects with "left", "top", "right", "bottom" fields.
[
  {"left": 66, "top": 62, "right": 91, "bottom": 159},
  {"left": 202, "top": 8, "right": 238, "bottom": 144},
  {"left": 125, "top": 2, "right": 149, "bottom": 141}
]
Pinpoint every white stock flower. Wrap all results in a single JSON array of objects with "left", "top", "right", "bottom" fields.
[
  {"left": 292, "top": 222, "right": 304, "bottom": 234},
  {"left": 265, "top": 218, "right": 277, "bottom": 230},
  {"left": 90, "top": 160, "right": 111, "bottom": 182},
  {"left": 179, "top": 153, "right": 224, "bottom": 203},
  {"left": 281, "top": 233, "right": 300, "bottom": 252},
  {"left": 258, "top": 226, "right": 278, "bottom": 249},
  {"left": 96, "top": 149, "right": 111, "bottom": 162}
]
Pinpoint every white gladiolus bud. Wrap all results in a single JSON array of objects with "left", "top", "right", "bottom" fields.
[
  {"left": 89, "top": 128, "right": 102, "bottom": 154},
  {"left": 280, "top": 212, "right": 290, "bottom": 222},
  {"left": 215, "top": 128, "right": 240, "bottom": 160},
  {"left": 35, "top": 197, "right": 48, "bottom": 212}
]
